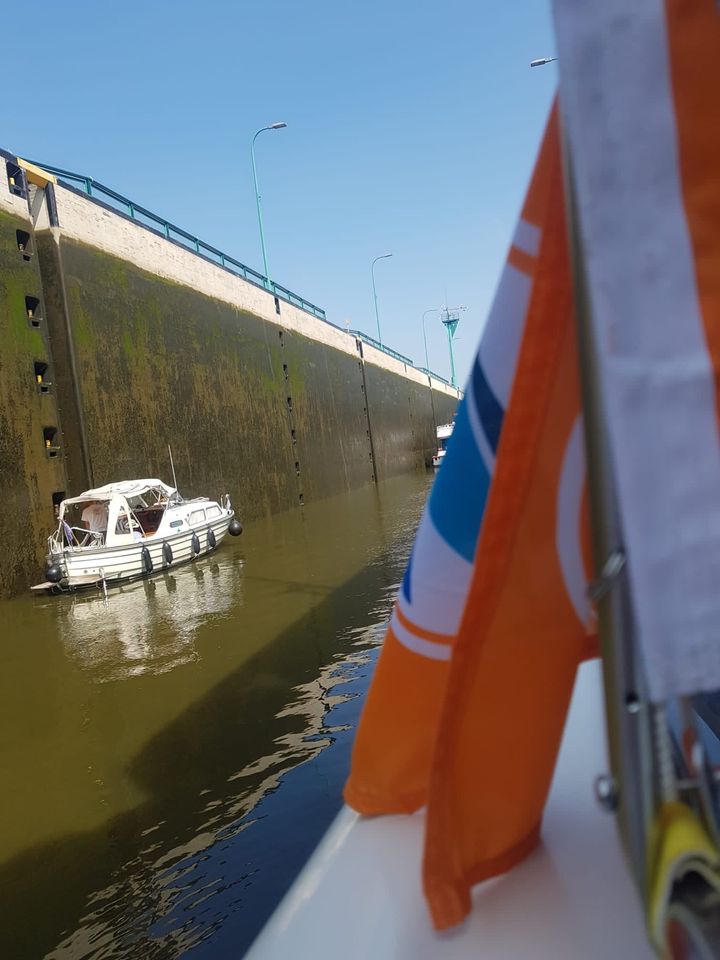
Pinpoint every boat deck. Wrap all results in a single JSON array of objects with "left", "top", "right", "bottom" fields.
[{"left": 246, "top": 661, "right": 654, "bottom": 959}]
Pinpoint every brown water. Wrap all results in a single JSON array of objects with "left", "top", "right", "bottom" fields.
[{"left": 0, "top": 472, "right": 431, "bottom": 959}]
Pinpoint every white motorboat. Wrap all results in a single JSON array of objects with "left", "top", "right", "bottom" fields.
[
  {"left": 431, "top": 421, "right": 453, "bottom": 468},
  {"left": 32, "top": 478, "right": 242, "bottom": 593}
]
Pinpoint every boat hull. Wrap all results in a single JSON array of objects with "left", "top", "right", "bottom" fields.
[{"left": 43, "top": 515, "right": 233, "bottom": 593}]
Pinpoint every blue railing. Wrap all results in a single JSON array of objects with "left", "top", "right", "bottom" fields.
[
  {"left": 350, "top": 333, "right": 455, "bottom": 387},
  {"left": 417, "top": 366, "right": 453, "bottom": 388},
  {"left": 27, "top": 161, "right": 328, "bottom": 323},
  {"left": 20, "top": 157, "right": 459, "bottom": 390},
  {"left": 350, "top": 330, "right": 415, "bottom": 366}
]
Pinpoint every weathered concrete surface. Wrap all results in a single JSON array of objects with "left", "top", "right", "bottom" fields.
[
  {"left": 364, "top": 363, "right": 433, "bottom": 478},
  {"left": 33, "top": 233, "right": 91, "bottom": 497},
  {"left": 281, "top": 333, "right": 374, "bottom": 501},
  {"left": 42, "top": 238, "right": 366, "bottom": 516},
  {"left": 429, "top": 389, "right": 457, "bottom": 434},
  {"left": 44, "top": 238, "right": 453, "bottom": 519},
  {"left": 0, "top": 206, "right": 67, "bottom": 595}
]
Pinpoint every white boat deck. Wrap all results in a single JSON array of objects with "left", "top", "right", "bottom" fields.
[{"left": 246, "top": 661, "right": 654, "bottom": 959}]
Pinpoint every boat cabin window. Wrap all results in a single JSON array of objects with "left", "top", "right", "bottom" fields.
[
  {"left": 206, "top": 506, "right": 221, "bottom": 520},
  {"left": 126, "top": 495, "right": 165, "bottom": 536},
  {"left": 188, "top": 509, "right": 206, "bottom": 526},
  {"left": 115, "top": 504, "right": 142, "bottom": 539}
]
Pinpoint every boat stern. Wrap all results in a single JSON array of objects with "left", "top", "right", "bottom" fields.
[{"left": 31, "top": 550, "right": 69, "bottom": 593}]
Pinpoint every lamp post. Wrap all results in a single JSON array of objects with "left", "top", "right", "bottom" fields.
[
  {"left": 371, "top": 254, "right": 392, "bottom": 345},
  {"left": 530, "top": 57, "right": 557, "bottom": 67},
  {"left": 441, "top": 305, "right": 466, "bottom": 387},
  {"left": 251, "top": 122, "right": 287, "bottom": 290},
  {"left": 422, "top": 308, "right": 440, "bottom": 371}
]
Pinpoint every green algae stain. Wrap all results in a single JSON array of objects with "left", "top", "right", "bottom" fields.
[{"left": 0, "top": 208, "right": 67, "bottom": 596}]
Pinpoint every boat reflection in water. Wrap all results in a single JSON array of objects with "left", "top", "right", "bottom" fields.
[
  {"left": 48, "top": 607, "right": 390, "bottom": 960},
  {"left": 52, "top": 558, "right": 244, "bottom": 682}
]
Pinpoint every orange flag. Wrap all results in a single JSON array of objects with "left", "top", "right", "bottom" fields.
[
  {"left": 423, "top": 107, "right": 594, "bottom": 927},
  {"left": 344, "top": 105, "right": 568, "bottom": 818},
  {"left": 346, "top": 104, "right": 596, "bottom": 929}
]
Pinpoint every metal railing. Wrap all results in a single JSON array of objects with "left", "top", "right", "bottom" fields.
[
  {"left": 26, "top": 160, "right": 328, "bottom": 323},
  {"left": 18, "top": 157, "right": 460, "bottom": 390},
  {"left": 351, "top": 332, "right": 454, "bottom": 387},
  {"left": 350, "top": 330, "right": 415, "bottom": 366},
  {"left": 417, "top": 366, "right": 453, "bottom": 388}
]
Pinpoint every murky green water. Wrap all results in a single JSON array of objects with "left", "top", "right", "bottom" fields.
[{"left": 0, "top": 472, "right": 431, "bottom": 959}]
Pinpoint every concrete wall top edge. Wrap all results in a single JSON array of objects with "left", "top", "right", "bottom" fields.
[
  {"left": 31, "top": 176, "right": 459, "bottom": 398},
  {"left": 50, "top": 183, "right": 354, "bottom": 348},
  {"left": 358, "top": 338, "right": 462, "bottom": 395}
]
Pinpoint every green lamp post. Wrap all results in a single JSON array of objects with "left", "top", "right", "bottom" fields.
[
  {"left": 422, "top": 308, "right": 440, "bottom": 372},
  {"left": 251, "top": 122, "right": 287, "bottom": 291},
  {"left": 371, "top": 254, "right": 393, "bottom": 345},
  {"left": 441, "top": 305, "right": 465, "bottom": 387}
]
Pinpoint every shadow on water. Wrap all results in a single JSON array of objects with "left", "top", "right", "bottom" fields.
[{"left": 0, "top": 484, "right": 416, "bottom": 959}]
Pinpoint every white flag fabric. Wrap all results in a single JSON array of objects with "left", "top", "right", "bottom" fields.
[{"left": 553, "top": 0, "right": 720, "bottom": 700}]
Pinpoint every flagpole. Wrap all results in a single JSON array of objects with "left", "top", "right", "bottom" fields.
[
  {"left": 440, "top": 306, "right": 465, "bottom": 388},
  {"left": 560, "top": 132, "right": 656, "bottom": 896},
  {"left": 561, "top": 107, "right": 720, "bottom": 954}
]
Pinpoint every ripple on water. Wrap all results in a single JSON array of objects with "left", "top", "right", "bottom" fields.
[{"left": 0, "top": 472, "right": 432, "bottom": 960}]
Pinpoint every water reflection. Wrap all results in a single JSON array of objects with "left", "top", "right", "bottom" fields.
[
  {"left": 48, "top": 588, "right": 392, "bottom": 959},
  {"left": 0, "top": 472, "right": 429, "bottom": 960},
  {"left": 50, "top": 559, "right": 244, "bottom": 682}
]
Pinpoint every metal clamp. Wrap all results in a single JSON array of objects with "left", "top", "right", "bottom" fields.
[
  {"left": 588, "top": 550, "right": 626, "bottom": 602},
  {"left": 594, "top": 774, "right": 620, "bottom": 813}
]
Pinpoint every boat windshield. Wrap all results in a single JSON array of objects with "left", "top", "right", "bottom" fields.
[
  {"left": 56, "top": 500, "right": 109, "bottom": 548},
  {"left": 125, "top": 494, "right": 168, "bottom": 536}
]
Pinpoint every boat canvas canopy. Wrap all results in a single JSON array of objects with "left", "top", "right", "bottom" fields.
[{"left": 62, "top": 480, "right": 177, "bottom": 506}]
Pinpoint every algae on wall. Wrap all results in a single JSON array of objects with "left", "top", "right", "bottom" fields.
[
  {"left": 53, "top": 238, "right": 306, "bottom": 519},
  {"left": 0, "top": 208, "right": 67, "bottom": 595},
  {"left": 46, "top": 238, "right": 454, "bottom": 524}
]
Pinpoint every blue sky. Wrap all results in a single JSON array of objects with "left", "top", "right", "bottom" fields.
[{"left": 3, "top": 0, "right": 556, "bottom": 386}]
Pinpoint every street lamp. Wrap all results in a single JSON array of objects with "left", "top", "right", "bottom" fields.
[
  {"left": 422, "top": 308, "right": 441, "bottom": 371},
  {"left": 251, "top": 122, "right": 287, "bottom": 291},
  {"left": 441, "top": 305, "right": 467, "bottom": 387},
  {"left": 530, "top": 57, "right": 557, "bottom": 67},
  {"left": 371, "top": 254, "right": 393, "bottom": 345}
]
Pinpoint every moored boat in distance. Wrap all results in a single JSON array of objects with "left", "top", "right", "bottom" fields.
[
  {"left": 32, "top": 479, "right": 243, "bottom": 594},
  {"left": 431, "top": 421, "right": 454, "bottom": 469}
]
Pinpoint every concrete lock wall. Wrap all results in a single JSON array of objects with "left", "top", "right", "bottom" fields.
[
  {"left": 0, "top": 169, "right": 69, "bottom": 597},
  {"left": 0, "top": 152, "right": 459, "bottom": 596}
]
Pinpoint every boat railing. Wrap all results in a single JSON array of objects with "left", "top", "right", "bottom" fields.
[{"left": 49, "top": 523, "right": 104, "bottom": 553}]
